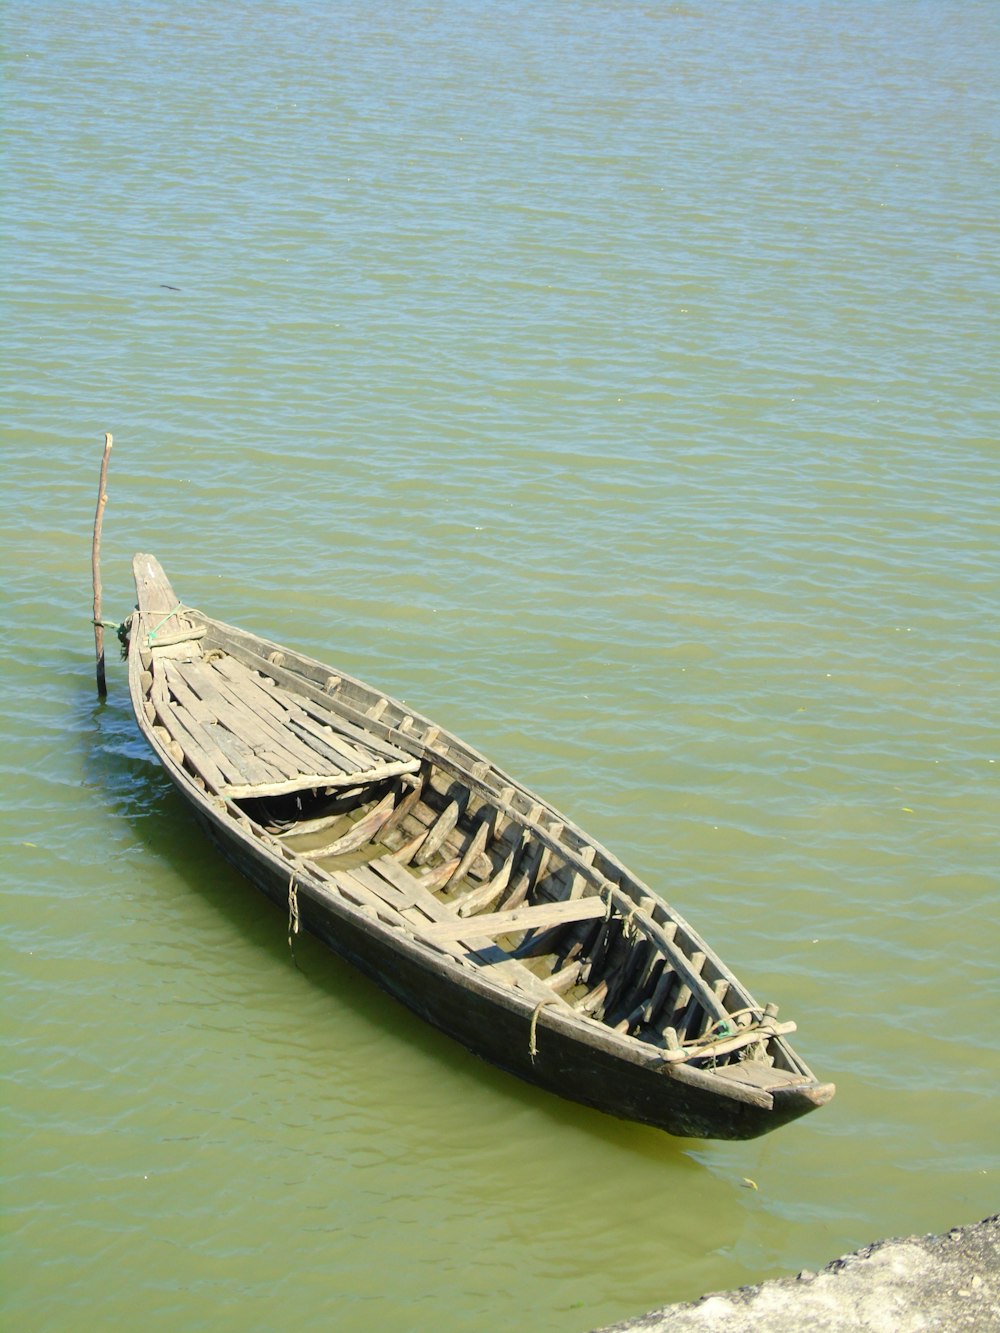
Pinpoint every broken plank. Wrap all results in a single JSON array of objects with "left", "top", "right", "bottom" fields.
[{"left": 306, "top": 790, "right": 398, "bottom": 858}]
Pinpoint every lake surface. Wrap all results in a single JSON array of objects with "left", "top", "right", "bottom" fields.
[{"left": 3, "top": 3, "right": 998, "bottom": 1329}]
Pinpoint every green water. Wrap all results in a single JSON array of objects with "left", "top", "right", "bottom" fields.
[{"left": 3, "top": 3, "right": 998, "bottom": 1329}]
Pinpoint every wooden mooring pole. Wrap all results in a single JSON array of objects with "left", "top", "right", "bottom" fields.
[{"left": 92, "top": 432, "right": 113, "bottom": 697}]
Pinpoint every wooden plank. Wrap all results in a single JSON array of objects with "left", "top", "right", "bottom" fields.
[
  {"left": 528, "top": 824, "right": 562, "bottom": 901},
  {"left": 305, "top": 790, "right": 398, "bottom": 858},
  {"left": 170, "top": 660, "right": 291, "bottom": 786},
  {"left": 545, "top": 959, "right": 584, "bottom": 994},
  {"left": 567, "top": 844, "right": 597, "bottom": 899},
  {"left": 200, "top": 717, "right": 282, "bottom": 788},
  {"left": 453, "top": 823, "right": 525, "bottom": 917},
  {"left": 222, "top": 774, "right": 387, "bottom": 800},
  {"left": 378, "top": 777, "right": 425, "bottom": 839},
  {"left": 659, "top": 1020, "right": 796, "bottom": 1065},
  {"left": 712, "top": 1060, "right": 804, "bottom": 1091},
  {"left": 345, "top": 857, "right": 574, "bottom": 1007},
  {"left": 664, "top": 950, "right": 705, "bottom": 1037},
  {"left": 571, "top": 978, "right": 608, "bottom": 1017},
  {"left": 212, "top": 656, "right": 397, "bottom": 784},
  {"left": 274, "top": 786, "right": 380, "bottom": 837},
  {"left": 418, "top": 895, "right": 607, "bottom": 944},
  {"left": 440, "top": 807, "right": 495, "bottom": 890},
  {"left": 360, "top": 854, "right": 449, "bottom": 914},
  {"left": 210, "top": 654, "right": 337, "bottom": 765},
  {"left": 161, "top": 660, "right": 216, "bottom": 726},
  {"left": 179, "top": 659, "right": 321, "bottom": 780},
  {"left": 149, "top": 674, "right": 230, "bottom": 791},
  {"left": 284, "top": 716, "right": 370, "bottom": 773},
  {"left": 211, "top": 653, "right": 295, "bottom": 721},
  {"left": 196, "top": 666, "right": 413, "bottom": 792},
  {"left": 162, "top": 660, "right": 281, "bottom": 788},
  {"left": 416, "top": 857, "right": 461, "bottom": 891},
  {"left": 226, "top": 643, "right": 417, "bottom": 763},
  {"left": 413, "top": 794, "right": 466, "bottom": 866},
  {"left": 203, "top": 658, "right": 342, "bottom": 777},
  {"left": 156, "top": 666, "right": 243, "bottom": 787}
]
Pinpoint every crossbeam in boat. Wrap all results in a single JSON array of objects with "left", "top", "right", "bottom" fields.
[{"left": 418, "top": 895, "right": 607, "bottom": 943}]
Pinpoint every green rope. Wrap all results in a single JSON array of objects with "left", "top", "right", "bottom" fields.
[
  {"left": 90, "top": 616, "right": 132, "bottom": 658},
  {"left": 147, "top": 604, "right": 183, "bottom": 642}
]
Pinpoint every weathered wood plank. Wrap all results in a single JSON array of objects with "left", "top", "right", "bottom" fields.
[
  {"left": 415, "top": 857, "right": 462, "bottom": 892},
  {"left": 157, "top": 664, "right": 245, "bottom": 786},
  {"left": 453, "top": 832, "right": 521, "bottom": 916},
  {"left": 378, "top": 776, "right": 425, "bottom": 839},
  {"left": 168, "top": 656, "right": 417, "bottom": 792},
  {"left": 419, "top": 895, "right": 607, "bottom": 944},
  {"left": 348, "top": 857, "right": 575, "bottom": 1007},
  {"left": 169, "top": 660, "right": 293, "bottom": 784},
  {"left": 200, "top": 717, "right": 282, "bottom": 788},
  {"left": 164, "top": 660, "right": 283, "bottom": 786},
  {"left": 209, "top": 654, "right": 344, "bottom": 773},
  {"left": 440, "top": 807, "right": 495, "bottom": 890},
  {"left": 567, "top": 844, "right": 597, "bottom": 899},
  {"left": 306, "top": 790, "right": 398, "bottom": 858},
  {"left": 178, "top": 659, "right": 319, "bottom": 780},
  {"left": 202, "top": 658, "right": 341, "bottom": 776},
  {"left": 659, "top": 1020, "right": 796, "bottom": 1065},
  {"left": 413, "top": 793, "right": 466, "bottom": 866},
  {"left": 572, "top": 978, "right": 609, "bottom": 1017},
  {"left": 544, "top": 959, "right": 585, "bottom": 994},
  {"left": 224, "top": 642, "right": 416, "bottom": 763},
  {"left": 284, "top": 716, "right": 369, "bottom": 773},
  {"left": 150, "top": 674, "right": 230, "bottom": 791}
]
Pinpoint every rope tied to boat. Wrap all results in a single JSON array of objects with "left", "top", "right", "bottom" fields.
[
  {"left": 91, "top": 615, "right": 132, "bottom": 657},
  {"left": 621, "top": 904, "right": 641, "bottom": 939},
  {"left": 146, "top": 604, "right": 183, "bottom": 643},
  {"left": 680, "top": 1006, "right": 764, "bottom": 1049},
  {"left": 287, "top": 874, "right": 300, "bottom": 967},
  {"left": 528, "top": 995, "right": 560, "bottom": 1063}
]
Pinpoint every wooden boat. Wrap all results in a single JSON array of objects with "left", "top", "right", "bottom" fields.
[{"left": 126, "top": 554, "right": 834, "bottom": 1140}]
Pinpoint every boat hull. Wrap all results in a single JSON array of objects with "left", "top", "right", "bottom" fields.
[
  {"left": 125, "top": 552, "right": 833, "bottom": 1141},
  {"left": 188, "top": 786, "right": 825, "bottom": 1141}
]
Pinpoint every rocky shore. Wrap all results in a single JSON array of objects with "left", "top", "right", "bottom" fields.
[{"left": 595, "top": 1214, "right": 999, "bottom": 1332}]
